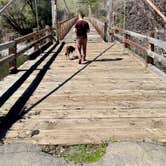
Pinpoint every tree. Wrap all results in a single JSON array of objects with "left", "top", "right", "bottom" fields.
[
  {"left": 0, "top": 0, "right": 52, "bottom": 35},
  {"left": 76, "top": 0, "right": 99, "bottom": 15},
  {"left": 27, "top": 0, "right": 52, "bottom": 27},
  {"left": 0, "top": 0, "right": 35, "bottom": 35}
]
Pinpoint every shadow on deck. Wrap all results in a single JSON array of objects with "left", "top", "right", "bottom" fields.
[{"left": 0, "top": 42, "right": 65, "bottom": 139}]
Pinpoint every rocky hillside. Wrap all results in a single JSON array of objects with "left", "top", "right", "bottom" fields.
[
  {"left": 114, "top": 0, "right": 165, "bottom": 39},
  {"left": 113, "top": 0, "right": 166, "bottom": 71}
]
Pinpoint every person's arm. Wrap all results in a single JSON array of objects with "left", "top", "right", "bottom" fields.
[
  {"left": 87, "top": 23, "right": 90, "bottom": 33},
  {"left": 74, "top": 22, "right": 78, "bottom": 33},
  {"left": 73, "top": 27, "right": 77, "bottom": 33}
]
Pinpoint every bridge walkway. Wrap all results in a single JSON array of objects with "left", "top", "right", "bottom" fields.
[{"left": 0, "top": 20, "right": 166, "bottom": 145}]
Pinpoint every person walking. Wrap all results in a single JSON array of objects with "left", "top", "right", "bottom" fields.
[{"left": 74, "top": 13, "right": 90, "bottom": 64}]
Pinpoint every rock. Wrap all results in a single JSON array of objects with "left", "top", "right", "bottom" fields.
[{"left": 31, "top": 130, "right": 40, "bottom": 137}]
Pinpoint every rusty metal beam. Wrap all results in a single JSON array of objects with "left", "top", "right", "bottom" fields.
[{"left": 145, "top": 0, "right": 166, "bottom": 22}]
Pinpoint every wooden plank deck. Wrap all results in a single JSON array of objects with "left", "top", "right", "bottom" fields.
[{"left": 0, "top": 21, "right": 166, "bottom": 145}]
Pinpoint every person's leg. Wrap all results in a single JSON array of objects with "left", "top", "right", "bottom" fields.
[
  {"left": 82, "top": 38, "right": 87, "bottom": 61},
  {"left": 76, "top": 39, "right": 82, "bottom": 64}
]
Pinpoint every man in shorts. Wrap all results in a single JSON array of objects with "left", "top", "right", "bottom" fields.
[{"left": 74, "top": 13, "right": 90, "bottom": 64}]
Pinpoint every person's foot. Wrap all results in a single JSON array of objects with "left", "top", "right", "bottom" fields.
[
  {"left": 82, "top": 56, "right": 87, "bottom": 61},
  {"left": 78, "top": 59, "right": 81, "bottom": 64}
]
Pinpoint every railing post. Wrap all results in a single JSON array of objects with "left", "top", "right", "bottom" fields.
[
  {"left": 146, "top": 32, "right": 154, "bottom": 65},
  {"left": 110, "top": 27, "right": 114, "bottom": 42},
  {"left": 124, "top": 33, "right": 130, "bottom": 49},
  {"left": 33, "top": 28, "right": 40, "bottom": 51},
  {"left": 104, "top": 21, "right": 108, "bottom": 42},
  {"left": 45, "top": 25, "right": 52, "bottom": 43},
  {"left": 57, "top": 22, "right": 60, "bottom": 41},
  {"left": 9, "top": 35, "right": 17, "bottom": 74}
]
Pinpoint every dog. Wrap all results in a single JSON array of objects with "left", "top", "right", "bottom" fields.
[{"left": 64, "top": 46, "right": 75, "bottom": 59}]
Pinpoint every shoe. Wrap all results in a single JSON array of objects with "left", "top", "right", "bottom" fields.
[
  {"left": 78, "top": 59, "right": 81, "bottom": 64},
  {"left": 83, "top": 56, "right": 87, "bottom": 61}
]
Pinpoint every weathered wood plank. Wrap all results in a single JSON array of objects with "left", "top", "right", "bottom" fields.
[
  {"left": 148, "top": 51, "right": 166, "bottom": 66},
  {"left": 0, "top": 20, "right": 166, "bottom": 145},
  {"left": 15, "top": 28, "right": 48, "bottom": 44},
  {"left": 125, "top": 30, "right": 166, "bottom": 49},
  {"left": 0, "top": 54, "right": 15, "bottom": 65},
  {"left": 5, "top": 117, "right": 166, "bottom": 144},
  {"left": 0, "top": 41, "right": 15, "bottom": 51}
]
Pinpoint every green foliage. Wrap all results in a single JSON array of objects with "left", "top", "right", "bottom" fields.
[
  {"left": 23, "top": 6, "right": 36, "bottom": 26},
  {"left": 0, "top": 0, "right": 35, "bottom": 34},
  {"left": 117, "top": 15, "right": 125, "bottom": 28},
  {"left": 88, "top": 0, "right": 99, "bottom": 10},
  {"left": 0, "top": 0, "right": 52, "bottom": 35},
  {"left": 0, "top": 54, "right": 28, "bottom": 80},
  {"left": 0, "top": 0, "right": 9, "bottom": 5},
  {"left": 75, "top": 0, "right": 99, "bottom": 15},
  {"left": 0, "top": 63, "right": 8, "bottom": 80},
  {"left": 29, "top": 0, "right": 52, "bottom": 27},
  {"left": 16, "top": 55, "right": 28, "bottom": 68},
  {"left": 42, "top": 143, "right": 107, "bottom": 164},
  {"left": 40, "top": 1, "right": 52, "bottom": 27},
  {"left": 61, "top": 144, "right": 107, "bottom": 164}
]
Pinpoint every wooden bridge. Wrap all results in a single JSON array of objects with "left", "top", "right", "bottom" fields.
[{"left": 0, "top": 5, "right": 166, "bottom": 145}]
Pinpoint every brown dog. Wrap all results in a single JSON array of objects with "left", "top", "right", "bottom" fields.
[{"left": 64, "top": 46, "right": 75, "bottom": 59}]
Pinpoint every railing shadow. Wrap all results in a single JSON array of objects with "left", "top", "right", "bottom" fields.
[
  {"left": 23, "top": 43, "right": 116, "bottom": 115},
  {"left": 17, "top": 69, "right": 47, "bottom": 72},
  {"left": 0, "top": 42, "right": 59, "bottom": 108},
  {"left": 0, "top": 42, "right": 65, "bottom": 140}
]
